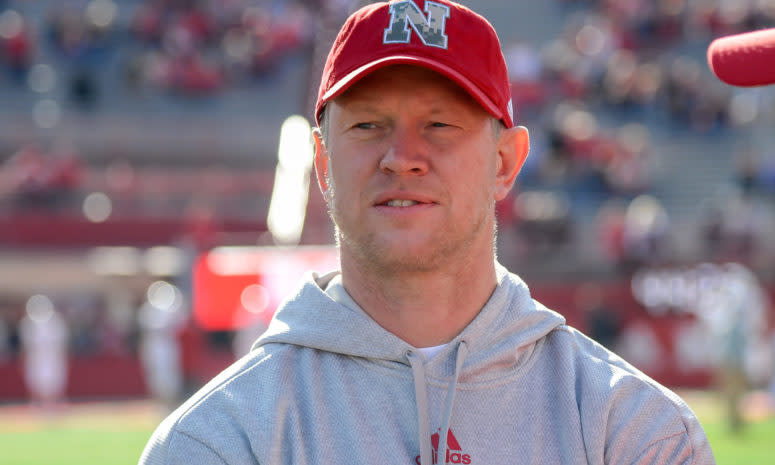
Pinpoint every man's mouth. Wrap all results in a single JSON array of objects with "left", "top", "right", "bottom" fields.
[{"left": 384, "top": 199, "right": 421, "bottom": 207}]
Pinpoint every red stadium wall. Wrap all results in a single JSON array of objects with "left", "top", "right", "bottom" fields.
[{"left": 0, "top": 355, "right": 146, "bottom": 400}]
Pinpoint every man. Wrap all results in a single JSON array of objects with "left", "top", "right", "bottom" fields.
[{"left": 140, "top": 1, "right": 715, "bottom": 463}]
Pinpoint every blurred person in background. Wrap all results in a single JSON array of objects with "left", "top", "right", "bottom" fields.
[
  {"left": 140, "top": 1, "right": 714, "bottom": 464},
  {"left": 138, "top": 282, "right": 187, "bottom": 413},
  {"left": 19, "top": 295, "right": 68, "bottom": 411},
  {"left": 575, "top": 282, "right": 622, "bottom": 352},
  {"left": 5, "top": 142, "right": 49, "bottom": 209},
  {"left": 0, "top": 308, "right": 10, "bottom": 362},
  {"left": 699, "top": 264, "right": 769, "bottom": 432},
  {"left": 0, "top": 8, "right": 35, "bottom": 83},
  {"left": 620, "top": 194, "right": 671, "bottom": 271},
  {"left": 769, "top": 329, "right": 775, "bottom": 412}
]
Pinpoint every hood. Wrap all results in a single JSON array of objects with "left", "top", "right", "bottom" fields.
[{"left": 252, "top": 262, "right": 565, "bottom": 372}]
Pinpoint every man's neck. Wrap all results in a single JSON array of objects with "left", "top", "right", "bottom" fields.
[{"left": 339, "top": 254, "right": 498, "bottom": 348}]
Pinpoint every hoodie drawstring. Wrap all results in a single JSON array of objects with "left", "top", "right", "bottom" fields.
[
  {"left": 438, "top": 341, "right": 467, "bottom": 463},
  {"left": 407, "top": 350, "right": 433, "bottom": 465},
  {"left": 407, "top": 340, "right": 469, "bottom": 465}
]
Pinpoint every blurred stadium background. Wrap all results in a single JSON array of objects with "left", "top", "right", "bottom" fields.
[{"left": 1, "top": 0, "right": 774, "bottom": 462}]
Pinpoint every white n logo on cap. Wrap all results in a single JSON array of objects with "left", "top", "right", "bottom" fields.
[{"left": 383, "top": 1, "right": 450, "bottom": 49}]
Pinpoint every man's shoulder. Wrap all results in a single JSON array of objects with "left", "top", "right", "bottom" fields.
[
  {"left": 172, "top": 343, "right": 301, "bottom": 423},
  {"left": 546, "top": 325, "right": 683, "bottom": 402},
  {"left": 542, "top": 325, "right": 714, "bottom": 464},
  {"left": 139, "top": 343, "right": 300, "bottom": 464}
]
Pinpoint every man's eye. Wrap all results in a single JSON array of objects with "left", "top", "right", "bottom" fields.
[
  {"left": 354, "top": 122, "right": 377, "bottom": 130},
  {"left": 430, "top": 122, "right": 451, "bottom": 128}
]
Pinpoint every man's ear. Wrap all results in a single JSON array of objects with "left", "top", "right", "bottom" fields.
[
  {"left": 494, "top": 125, "right": 529, "bottom": 201},
  {"left": 312, "top": 128, "right": 331, "bottom": 201}
]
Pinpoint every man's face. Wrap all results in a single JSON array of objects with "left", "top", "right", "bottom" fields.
[{"left": 316, "top": 65, "right": 522, "bottom": 274}]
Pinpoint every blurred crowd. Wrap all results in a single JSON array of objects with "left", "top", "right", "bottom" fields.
[
  {"left": 0, "top": 0, "right": 325, "bottom": 101},
  {"left": 505, "top": 0, "right": 775, "bottom": 184},
  {"left": 496, "top": 0, "right": 775, "bottom": 272},
  {"left": 0, "top": 0, "right": 775, "bottom": 270},
  {"left": 1, "top": 0, "right": 774, "bottom": 109},
  {"left": 0, "top": 140, "right": 276, "bottom": 224},
  {"left": 122, "top": 0, "right": 318, "bottom": 95},
  {"left": 510, "top": 0, "right": 775, "bottom": 129},
  {"left": 2, "top": 0, "right": 775, "bottom": 273},
  {"left": 0, "top": 141, "right": 84, "bottom": 210}
]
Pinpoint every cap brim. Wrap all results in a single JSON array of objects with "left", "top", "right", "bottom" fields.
[{"left": 319, "top": 55, "right": 508, "bottom": 126}]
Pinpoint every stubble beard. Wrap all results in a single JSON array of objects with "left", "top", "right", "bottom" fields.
[{"left": 328, "top": 193, "right": 495, "bottom": 276}]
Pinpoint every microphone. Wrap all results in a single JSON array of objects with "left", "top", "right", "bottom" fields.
[{"left": 707, "top": 28, "right": 775, "bottom": 87}]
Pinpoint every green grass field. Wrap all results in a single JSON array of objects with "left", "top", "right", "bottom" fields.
[
  {"left": 0, "top": 392, "right": 773, "bottom": 464},
  {"left": 676, "top": 390, "right": 775, "bottom": 465},
  {"left": 0, "top": 401, "right": 159, "bottom": 465}
]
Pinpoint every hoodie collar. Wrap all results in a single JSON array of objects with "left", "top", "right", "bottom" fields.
[
  {"left": 252, "top": 263, "right": 566, "bottom": 372},
  {"left": 252, "top": 270, "right": 414, "bottom": 362}
]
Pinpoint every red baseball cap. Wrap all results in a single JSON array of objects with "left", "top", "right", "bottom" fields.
[
  {"left": 708, "top": 28, "right": 775, "bottom": 87},
  {"left": 315, "top": 0, "right": 514, "bottom": 128}
]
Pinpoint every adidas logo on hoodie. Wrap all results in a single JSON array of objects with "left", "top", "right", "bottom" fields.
[{"left": 414, "top": 429, "right": 471, "bottom": 464}]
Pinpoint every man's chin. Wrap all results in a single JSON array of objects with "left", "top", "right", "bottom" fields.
[{"left": 354, "top": 240, "right": 451, "bottom": 274}]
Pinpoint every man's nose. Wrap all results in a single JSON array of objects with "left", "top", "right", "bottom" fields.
[{"left": 378, "top": 127, "right": 430, "bottom": 175}]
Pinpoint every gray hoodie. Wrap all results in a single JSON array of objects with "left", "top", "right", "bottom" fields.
[{"left": 139, "top": 265, "right": 715, "bottom": 464}]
